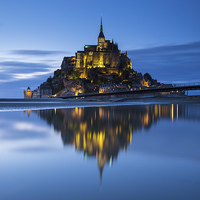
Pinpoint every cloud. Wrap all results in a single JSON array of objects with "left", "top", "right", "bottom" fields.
[
  {"left": 0, "top": 50, "right": 64, "bottom": 97},
  {"left": 128, "top": 41, "right": 200, "bottom": 55},
  {"left": 0, "top": 61, "right": 55, "bottom": 69},
  {"left": 13, "top": 70, "right": 54, "bottom": 80},
  {"left": 128, "top": 41, "right": 200, "bottom": 83},
  {"left": 0, "top": 61, "right": 57, "bottom": 82},
  {"left": 0, "top": 70, "right": 54, "bottom": 83},
  {"left": 11, "top": 50, "right": 68, "bottom": 56}
]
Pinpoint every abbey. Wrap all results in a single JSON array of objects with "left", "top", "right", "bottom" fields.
[
  {"left": 61, "top": 16, "right": 132, "bottom": 77},
  {"left": 25, "top": 17, "right": 162, "bottom": 98}
]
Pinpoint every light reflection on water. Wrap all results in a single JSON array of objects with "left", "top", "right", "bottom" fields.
[{"left": 0, "top": 104, "right": 200, "bottom": 200}]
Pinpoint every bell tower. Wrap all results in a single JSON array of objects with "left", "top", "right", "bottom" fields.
[{"left": 98, "top": 15, "right": 105, "bottom": 47}]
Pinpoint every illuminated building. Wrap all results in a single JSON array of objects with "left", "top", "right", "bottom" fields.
[
  {"left": 141, "top": 77, "right": 151, "bottom": 87},
  {"left": 61, "top": 16, "right": 132, "bottom": 78},
  {"left": 24, "top": 87, "right": 32, "bottom": 99},
  {"left": 99, "top": 83, "right": 127, "bottom": 93}
]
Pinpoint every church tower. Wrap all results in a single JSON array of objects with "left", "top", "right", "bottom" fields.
[{"left": 98, "top": 15, "right": 105, "bottom": 47}]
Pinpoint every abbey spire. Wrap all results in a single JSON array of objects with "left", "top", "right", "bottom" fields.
[
  {"left": 100, "top": 14, "right": 103, "bottom": 32},
  {"left": 98, "top": 15, "right": 105, "bottom": 46}
]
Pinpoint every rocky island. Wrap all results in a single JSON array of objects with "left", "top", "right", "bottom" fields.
[{"left": 24, "top": 17, "right": 162, "bottom": 99}]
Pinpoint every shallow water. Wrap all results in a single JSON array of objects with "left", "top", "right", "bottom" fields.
[
  {"left": 0, "top": 103, "right": 200, "bottom": 200},
  {"left": 0, "top": 98, "right": 153, "bottom": 111}
]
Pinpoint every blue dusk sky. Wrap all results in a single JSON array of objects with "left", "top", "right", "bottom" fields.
[{"left": 0, "top": 0, "right": 200, "bottom": 98}]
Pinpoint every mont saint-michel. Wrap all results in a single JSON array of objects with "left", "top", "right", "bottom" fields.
[{"left": 24, "top": 17, "right": 163, "bottom": 99}]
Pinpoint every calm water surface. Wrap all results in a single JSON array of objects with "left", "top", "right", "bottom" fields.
[{"left": 0, "top": 103, "right": 200, "bottom": 200}]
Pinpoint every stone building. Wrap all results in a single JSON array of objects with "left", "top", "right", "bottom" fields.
[
  {"left": 31, "top": 85, "right": 52, "bottom": 98},
  {"left": 40, "top": 85, "right": 52, "bottom": 98},
  {"left": 141, "top": 77, "right": 151, "bottom": 88},
  {"left": 99, "top": 83, "right": 127, "bottom": 93},
  {"left": 32, "top": 87, "right": 41, "bottom": 98},
  {"left": 61, "top": 16, "right": 132, "bottom": 78}
]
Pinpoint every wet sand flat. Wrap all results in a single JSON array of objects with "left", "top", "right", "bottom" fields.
[{"left": 0, "top": 96, "right": 199, "bottom": 111}]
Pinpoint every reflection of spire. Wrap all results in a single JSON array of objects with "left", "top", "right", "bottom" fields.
[
  {"left": 98, "top": 152, "right": 106, "bottom": 187},
  {"left": 99, "top": 167, "right": 103, "bottom": 187}
]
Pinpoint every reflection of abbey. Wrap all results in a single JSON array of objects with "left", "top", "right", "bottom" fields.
[{"left": 27, "top": 104, "right": 188, "bottom": 182}]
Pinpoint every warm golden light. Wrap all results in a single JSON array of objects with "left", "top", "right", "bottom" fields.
[
  {"left": 177, "top": 104, "right": 179, "bottom": 119},
  {"left": 143, "top": 112, "right": 149, "bottom": 125},
  {"left": 34, "top": 104, "right": 184, "bottom": 176},
  {"left": 171, "top": 104, "right": 174, "bottom": 121}
]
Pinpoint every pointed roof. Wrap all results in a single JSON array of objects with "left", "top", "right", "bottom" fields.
[
  {"left": 99, "top": 15, "right": 105, "bottom": 38},
  {"left": 100, "top": 14, "right": 103, "bottom": 32}
]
